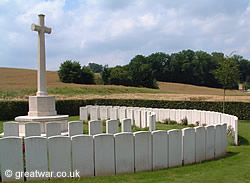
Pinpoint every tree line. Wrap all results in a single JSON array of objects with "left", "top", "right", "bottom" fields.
[{"left": 58, "top": 49, "right": 250, "bottom": 89}]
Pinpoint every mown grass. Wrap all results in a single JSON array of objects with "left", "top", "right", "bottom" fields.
[
  {"left": 0, "top": 86, "right": 165, "bottom": 99},
  {"left": 0, "top": 119, "right": 249, "bottom": 182},
  {"left": 48, "top": 86, "right": 165, "bottom": 96}
]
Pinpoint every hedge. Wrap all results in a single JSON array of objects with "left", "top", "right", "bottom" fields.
[{"left": 0, "top": 99, "right": 249, "bottom": 121}]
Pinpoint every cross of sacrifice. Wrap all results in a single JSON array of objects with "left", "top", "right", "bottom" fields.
[{"left": 31, "top": 14, "right": 51, "bottom": 96}]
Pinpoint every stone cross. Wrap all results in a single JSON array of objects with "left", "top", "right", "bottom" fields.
[{"left": 31, "top": 14, "right": 51, "bottom": 96}]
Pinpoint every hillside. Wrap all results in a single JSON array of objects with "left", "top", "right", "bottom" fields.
[{"left": 0, "top": 67, "right": 249, "bottom": 102}]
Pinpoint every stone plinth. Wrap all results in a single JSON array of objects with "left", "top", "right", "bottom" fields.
[
  {"left": 28, "top": 96, "right": 57, "bottom": 116},
  {"left": 15, "top": 115, "right": 68, "bottom": 135}
]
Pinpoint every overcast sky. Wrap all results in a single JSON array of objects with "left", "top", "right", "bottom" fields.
[{"left": 1, "top": 0, "right": 250, "bottom": 71}]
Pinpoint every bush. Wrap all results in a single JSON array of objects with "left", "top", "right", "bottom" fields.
[
  {"left": 58, "top": 60, "right": 82, "bottom": 83},
  {"left": 169, "top": 120, "right": 177, "bottom": 125},
  {"left": 180, "top": 117, "right": 188, "bottom": 126},
  {"left": 80, "top": 66, "right": 95, "bottom": 84},
  {"left": 187, "top": 124, "right": 195, "bottom": 127},
  {"left": 163, "top": 118, "right": 171, "bottom": 124},
  {"left": 227, "top": 125, "right": 236, "bottom": 146},
  {"left": 58, "top": 60, "right": 95, "bottom": 84}
]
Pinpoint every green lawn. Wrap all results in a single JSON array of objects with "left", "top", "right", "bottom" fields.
[{"left": 0, "top": 119, "right": 249, "bottom": 182}]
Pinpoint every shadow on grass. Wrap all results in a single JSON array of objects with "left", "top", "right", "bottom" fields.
[
  {"left": 198, "top": 151, "right": 239, "bottom": 165},
  {"left": 238, "top": 135, "right": 249, "bottom": 145}
]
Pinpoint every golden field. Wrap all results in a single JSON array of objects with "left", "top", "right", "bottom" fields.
[{"left": 0, "top": 67, "right": 249, "bottom": 102}]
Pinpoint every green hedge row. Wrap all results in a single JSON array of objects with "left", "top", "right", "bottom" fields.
[{"left": 0, "top": 99, "right": 249, "bottom": 121}]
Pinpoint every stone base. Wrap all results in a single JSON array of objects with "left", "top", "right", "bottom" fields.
[
  {"left": 15, "top": 115, "right": 69, "bottom": 134},
  {"left": 28, "top": 96, "right": 57, "bottom": 116}
]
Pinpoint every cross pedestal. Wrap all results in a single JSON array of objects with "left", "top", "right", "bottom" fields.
[{"left": 15, "top": 14, "right": 68, "bottom": 136}]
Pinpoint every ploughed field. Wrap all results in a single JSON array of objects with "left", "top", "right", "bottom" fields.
[{"left": 0, "top": 67, "right": 249, "bottom": 102}]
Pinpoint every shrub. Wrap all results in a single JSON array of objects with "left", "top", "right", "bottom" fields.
[
  {"left": 169, "top": 120, "right": 177, "bottom": 125},
  {"left": 187, "top": 124, "right": 195, "bottom": 127},
  {"left": 163, "top": 118, "right": 171, "bottom": 124},
  {"left": 202, "top": 123, "right": 207, "bottom": 126},
  {"left": 58, "top": 60, "right": 95, "bottom": 84},
  {"left": 58, "top": 60, "right": 82, "bottom": 83},
  {"left": 181, "top": 117, "right": 188, "bottom": 126},
  {"left": 80, "top": 66, "right": 95, "bottom": 84},
  {"left": 227, "top": 125, "right": 236, "bottom": 146}
]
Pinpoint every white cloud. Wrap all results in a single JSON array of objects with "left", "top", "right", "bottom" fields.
[{"left": 1, "top": 0, "right": 250, "bottom": 70}]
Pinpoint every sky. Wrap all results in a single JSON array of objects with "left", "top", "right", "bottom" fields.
[{"left": 1, "top": 0, "right": 250, "bottom": 71}]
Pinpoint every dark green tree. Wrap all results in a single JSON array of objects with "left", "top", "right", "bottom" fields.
[
  {"left": 212, "top": 56, "right": 241, "bottom": 112},
  {"left": 80, "top": 66, "right": 95, "bottom": 84},
  {"left": 58, "top": 60, "right": 81, "bottom": 83},
  {"left": 88, "top": 63, "right": 103, "bottom": 73},
  {"left": 101, "top": 65, "right": 111, "bottom": 85},
  {"left": 109, "top": 66, "right": 132, "bottom": 86},
  {"left": 129, "top": 55, "right": 158, "bottom": 89},
  {"left": 146, "top": 52, "right": 169, "bottom": 81}
]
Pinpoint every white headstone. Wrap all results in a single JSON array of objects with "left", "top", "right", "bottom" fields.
[
  {"left": 126, "top": 107, "right": 134, "bottom": 125},
  {"left": 119, "top": 107, "right": 127, "bottom": 120},
  {"left": 3, "top": 122, "right": 19, "bottom": 137},
  {"left": 205, "top": 125, "right": 215, "bottom": 160},
  {"left": 46, "top": 122, "right": 61, "bottom": 137},
  {"left": 71, "top": 135, "right": 94, "bottom": 177},
  {"left": 182, "top": 128, "right": 195, "bottom": 165},
  {"left": 107, "top": 106, "right": 112, "bottom": 119},
  {"left": 25, "top": 122, "right": 41, "bottom": 137},
  {"left": 152, "top": 108, "right": 159, "bottom": 122},
  {"left": 110, "top": 107, "right": 118, "bottom": 120},
  {"left": 100, "top": 106, "right": 108, "bottom": 120},
  {"left": 25, "top": 136, "right": 48, "bottom": 180},
  {"left": 90, "top": 106, "right": 99, "bottom": 120},
  {"left": 234, "top": 116, "right": 238, "bottom": 145},
  {"left": 86, "top": 105, "right": 92, "bottom": 115},
  {"left": 141, "top": 110, "right": 147, "bottom": 128},
  {"left": 176, "top": 110, "right": 181, "bottom": 123},
  {"left": 152, "top": 130, "right": 168, "bottom": 170},
  {"left": 134, "top": 110, "right": 141, "bottom": 128},
  {"left": 214, "top": 124, "right": 222, "bottom": 158},
  {"left": 134, "top": 131, "right": 152, "bottom": 172},
  {"left": 200, "top": 111, "right": 206, "bottom": 125},
  {"left": 195, "top": 126, "right": 206, "bottom": 163},
  {"left": 169, "top": 109, "right": 176, "bottom": 121},
  {"left": 106, "top": 120, "right": 119, "bottom": 134},
  {"left": 158, "top": 109, "right": 166, "bottom": 122},
  {"left": 80, "top": 106, "right": 88, "bottom": 121},
  {"left": 186, "top": 110, "right": 192, "bottom": 124},
  {"left": 94, "top": 134, "right": 115, "bottom": 176},
  {"left": 114, "top": 132, "right": 134, "bottom": 174},
  {"left": 0, "top": 137, "right": 24, "bottom": 181},
  {"left": 168, "top": 129, "right": 182, "bottom": 167},
  {"left": 89, "top": 120, "right": 103, "bottom": 136},
  {"left": 221, "top": 123, "right": 227, "bottom": 156},
  {"left": 148, "top": 113, "right": 156, "bottom": 131},
  {"left": 48, "top": 136, "right": 71, "bottom": 179},
  {"left": 121, "top": 119, "right": 132, "bottom": 132},
  {"left": 68, "top": 121, "right": 83, "bottom": 137}
]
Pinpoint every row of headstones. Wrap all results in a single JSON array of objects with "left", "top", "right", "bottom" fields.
[
  {"left": 2, "top": 118, "right": 144, "bottom": 138},
  {"left": 0, "top": 123, "right": 227, "bottom": 182},
  {"left": 80, "top": 105, "right": 157, "bottom": 129},
  {"left": 80, "top": 105, "right": 238, "bottom": 144}
]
